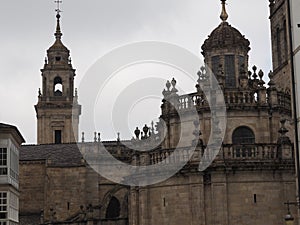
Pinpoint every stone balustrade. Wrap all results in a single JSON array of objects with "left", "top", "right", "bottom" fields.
[
  {"left": 222, "top": 144, "right": 280, "bottom": 160},
  {"left": 176, "top": 89, "right": 291, "bottom": 112},
  {"left": 224, "top": 91, "right": 256, "bottom": 105},
  {"left": 78, "top": 141, "right": 293, "bottom": 167},
  {"left": 145, "top": 143, "right": 293, "bottom": 166}
]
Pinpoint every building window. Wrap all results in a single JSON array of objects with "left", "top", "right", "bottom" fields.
[
  {"left": 54, "top": 76, "right": 63, "bottom": 96},
  {"left": 105, "top": 196, "right": 120, "bottom": 219},
  {"left": 232, "top": 126, "right": 255, "bottom": 157},
  {"left": 283, "top": 20, "right": 288, "bottom": 61},
  {"left": 55, "top": 130, "right": 62, "bottom": 144},
  {"left": 232, "top": 126, "right": 255, "bottom": 144},
  {"left": 276, "top": 27, "right": 282, "bottom": 66},
  {"left": 10, "top": 149, "right": 19, "bottom": 181},
  {"left": 225, "top": 55, "right": 236, "bottom": 88},
  {"left": 238, "top": 56, "right": 245, "bottom": 73},
  {"left": 0, "top": 192, "right": 7, "bottom": 221},
  {"left": 211, "top": 56, "right": 220, "bottom": 75},
  {"left": 0, "top": 149, "right": 7, "bottom": 175}
]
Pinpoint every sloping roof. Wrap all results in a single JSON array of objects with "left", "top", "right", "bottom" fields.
[
  {"left": 20, "top": 143, "right": 83, "bottom": 167},
  {"left": 48, "top": 38, "right": 69, "bottom": 53},
  {"left": 20, "top": 141, "right": 134, "bottom": 167},
  {"left": 0, "top": 123, "right": 15, "bottom": 129},
  {"left": 0, "top": 122, "right": 25, "bottom": 143},
  {"left": 19, "top": 214, "right": 41, "bottom": 225}
]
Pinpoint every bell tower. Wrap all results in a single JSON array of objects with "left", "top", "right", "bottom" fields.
[
  {"left": 35, "top": 10, "right": 81, "bottom": 144},
  {"left": 269, "top": 0, "right": 291, "bottom": 91}
]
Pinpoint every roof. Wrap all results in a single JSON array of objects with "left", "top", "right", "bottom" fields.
[
  {"left": 0, "top": 123, "right": 15, "bottom": 129},
  {"left": 0, "top": 122, "right": 25, "bottom": 144},
  {"left": 202, "top": 22, "right": 250, "bottom": 53},
  {"left": 48, "top": 38, "right": 69, "bottom": 53},
  {"left": 20, "top": 143, "right": 83, "bottom": 167},
  {"left": 20, "top": 141, "right": 133, "bottom": 167},
  {"left": 19, "top": 214, "right": 41, "bottom": 225}
]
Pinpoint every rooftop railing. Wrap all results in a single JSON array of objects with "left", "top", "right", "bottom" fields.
[
  {"left": 177, "top": 90, "right": 291, "bottom": 111},
  {"left": 145, "top": 143, "right": 293, "bottom": 166}
]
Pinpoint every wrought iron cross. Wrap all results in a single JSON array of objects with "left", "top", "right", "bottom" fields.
[{"left": 55, "top": 0, "right": 62, "bottom": 14}]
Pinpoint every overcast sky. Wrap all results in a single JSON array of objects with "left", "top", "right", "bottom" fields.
[{"left": 0, "top": 0, "right": 272, "bottom": 144}]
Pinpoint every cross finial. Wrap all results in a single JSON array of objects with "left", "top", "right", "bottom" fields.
[
  {"left": 55, "top": 0, "right": 62, "bottom": 15},
  {"left": 54, "top": 0, "right": 63, "bottom": 39}
]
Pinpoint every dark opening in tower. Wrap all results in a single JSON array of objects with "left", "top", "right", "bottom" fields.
[{"left": 54, "top": 76, "right": 63, "bottom": 96}]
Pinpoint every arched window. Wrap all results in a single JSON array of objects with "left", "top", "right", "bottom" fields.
[
  {"left": 232, "top": 126, "right": 255, "bottom": 158},
  {"left": 232, "top": 126, "right": 255, "bottom": 145},
  {"left": 105, "top": 196, "right": 120, "bottom": 219},
  {"left": 54, "top": 76, "right": 63, "bottom": 96}
]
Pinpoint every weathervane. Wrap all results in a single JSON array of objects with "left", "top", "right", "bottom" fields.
[{"left": 55, "top": 0, "right": 62, "bottom": 14}]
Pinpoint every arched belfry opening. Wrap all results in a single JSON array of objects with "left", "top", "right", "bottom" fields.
[{"left": 54, "top": 76, "right": 63, "bottom": 96}]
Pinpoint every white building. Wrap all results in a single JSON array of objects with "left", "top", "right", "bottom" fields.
[{"left": 0, "top": 123, "right": 25, "bottom": 225}]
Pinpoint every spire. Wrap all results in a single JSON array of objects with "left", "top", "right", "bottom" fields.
[
  {"left": 47, "top": 0, "right": 69, "bottom": 53},
  {"left": 220, "top": 0, "right": 228, "bottom": 22},
  {"left": 55, "top": 13, "right": 62, "bottom": 40},
  {"left": 45, "top": 0, "right": 70, "bottom": 66},
  {"left": 54, "top": 0, "right": 63, "bottom": 39}
]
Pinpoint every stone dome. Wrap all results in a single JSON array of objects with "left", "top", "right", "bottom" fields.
[{"left": 201, "top": 22, "right": 250, "bottom": 55}]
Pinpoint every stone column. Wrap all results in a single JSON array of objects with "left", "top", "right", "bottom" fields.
[
  {"left": 129, "top": 187, "right": 139, "bottom": 225},
  {"left": 139, "top": 188, "right": 149, "bottom": 225}
]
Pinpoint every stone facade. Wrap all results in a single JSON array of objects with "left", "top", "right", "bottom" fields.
[
  {"left": 19, "top": 143, "right": 130, "bottom": 225},
  {"left": 19, "top": 141, "right": 296, "bottom": 225},
  {"left": 269, "top": 0, "right": 292, "bottom": 92},
  {"left": 131, "top": 171, "right": 296, "bottom": 225},
  {"left": 19, "top": 1, "right": 298, "bottom": 225}
]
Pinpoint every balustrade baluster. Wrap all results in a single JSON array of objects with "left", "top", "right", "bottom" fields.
[{"left": 165, "top": 152, "right": 169, "bottom": 164}]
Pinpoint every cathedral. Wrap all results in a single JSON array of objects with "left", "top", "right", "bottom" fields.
[{"left": 18, "top": 0, "right": 298, "bottom": 225}]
